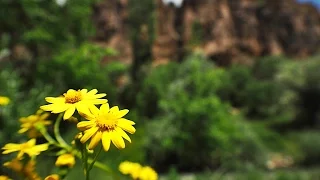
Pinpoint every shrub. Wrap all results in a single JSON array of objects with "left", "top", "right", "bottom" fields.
[
  {"left": 139, "top": 54, "right": 274, "bottom": 171},
  {"left": 36, "top": 43, "right": 128, "bottom": 102}
]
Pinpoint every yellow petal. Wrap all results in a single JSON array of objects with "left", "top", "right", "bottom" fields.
[
  {"left": 117, "top": 123, "right": 136, "bottom": 134},
  {"left": 88, "top": 131, "right": 102, "bottom": 150},
  {"left": 18, "top": 128, "right": 28, "bottom": 134},
  {"left": 77, "top": 121, "right": 94, "bottom": 131},
  {"left": 45, "top": 97, "right": 65, "bottom": 103},
  {"left": 115, "top": 109, "right": 129, "bottom": 118},
  {"left": 51, "top": 104, "right": 70, "bottom": 113},
  {"left": 111, "top": 132, "right": 125, "bottom": 149},
  {"left": 27, "top": 139, "right": 37, "bottom": 146},
  {"left": 88, "top": 105, "right": 100, "bottom": 116},
  {"left": 100, "top": 103, "right": 110, "bottom": 113},
  {"left": 80, "top": 127, "right": 98, "bottom": 144},
  {"left": 90, "top": 99, "right": 108, "bottom": 104},
  {"left": 2, "top": 149, "right": 19, "bottom": 154},
  {"left": 118, "top": 118, "right": 135, "bottom": 125},
  {"left": 93, "top": 93, "right": 106, "bottom": 99},
  {"left": 102, "top": 132, "right": 111, "bottom": 151},
  {"left": 87, "top": 89, "right": 98, "bottom": 96},
  {"left": 39, "top": 113, "right": 50, "bottom": 120},
  {"left": 110, "top": 106, "right": 119, "bottom": 113},
  {"left": 116, "top": 127, "right": 131, "bottom": 143},
  {"left": 81, "top": 89, "right": 88, "bottom": 94},
  {"left": 64, "top": 106, "right": 76, "bottom": 120},
  {"left": 32, "top": 144, "right": 49, "bottom": 152},
  {"left": 40, "top": 104, "right": 56, "bottom": 111}
]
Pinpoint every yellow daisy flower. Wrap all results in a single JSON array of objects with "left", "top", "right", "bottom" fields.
[
  {"left": 0, "top": 96, "right": 10, "bottom": 106},
  {"left": 55, "top": 153, "right": 75, "bottom": 168},
  {"left": 139, "top": 166, "right": 158, "bottom": 180},
  {"left": 77, "top": 103, "right": 136, "bottom": 151},
  {"left": 40, "top": 89, "right": 108, "bottom": 120},
  {"left": 45, "top": 174, "right": 60, "bottom": 180},
  {"left": 2, "top": 139, "right": 49, "bottom": 159},
  {"left": 18, "top": 110, "right": 51, "bottom": 138}
]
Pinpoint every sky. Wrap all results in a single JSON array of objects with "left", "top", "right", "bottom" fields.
[{"left": 296, "top": 0, "right": 320, "bottom": 8}]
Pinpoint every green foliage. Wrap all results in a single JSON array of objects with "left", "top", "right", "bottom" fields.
[
  {"left": 219, "top": 56, "right": 298, "bottom": 126},
  {"left": 0, "top": 0, "right": 96, "bottom": 54},
  {"left": 276, "top": 56, "right": 320, "bottom": 128},
  {"left": 36, "top": 43, "right": 127, "bottom": 102},
  {"left": 290, "top": 131, "right": 320, "bottom": 165},
  {"left": 139, "top": 55, "right": 272, "bottom": 170}
]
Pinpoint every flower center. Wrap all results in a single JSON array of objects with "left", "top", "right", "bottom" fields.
[
  {"left": 64, "top": 90, "right": 82, "bottom": 104},
  {"left": 96, "top": 116, "right": 118, "bottom": 132}
]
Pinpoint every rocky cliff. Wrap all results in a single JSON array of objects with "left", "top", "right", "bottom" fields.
[{"left": 93, "top": 0, "right": 320, "bottom": 66}]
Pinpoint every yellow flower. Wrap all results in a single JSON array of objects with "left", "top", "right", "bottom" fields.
[
  {"left": 0, "top": 96, "right": 10, "bottom": 106},
  {"left": 44, "top": 174, "right": 60, "bottom": 180},
  {"left": 3, "top": 158, "right": 23, "bottom": 172},
  {"left": 2, "top": 139, "right": 49, "bottom": 159},
  {"left": 4, "top": 159, "right": 40, "bottom": 180},
  {"left": 119, "top": 161, "right": 142, "bottom": 179},
  {"left": 40, "top": 89, "right": 107, "bottom": 120},
  {"left": 0, "top": 175, "right": 11, "bottom": 180},
  {"left": 23, "top": 160, "right": 41, "bottom": 180},
  {"left": 139, "top": 166, "right": 158, "bottom": 180},
  {"left": 18, "top": 110, "right": 51, "bottom": 138},
  {"left": 55, "top": 153, "right": 75, "bottom": 168},
  {"left": 77, "top": 103, "right": 135, "bottom": 151}
]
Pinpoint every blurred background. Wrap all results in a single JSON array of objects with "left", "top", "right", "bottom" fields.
[{"left": 1, "top": 0, "right": 320, "bottom": 179}]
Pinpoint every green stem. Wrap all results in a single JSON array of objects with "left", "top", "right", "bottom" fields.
[
  {"left": 88, "top": 145, "right": 103, "bottom": 171},
  {"left": 38, "top": 126, "right": 66, "bottom": 149},
  {"left": 54, "top": 113, "right": 70, "bottom": 149},
  {"left": 75, "top": 151, "right": 113, "bottom": 174},
  {"left": 38, "top": 126, "right": 57, "bottom": 144},
  {"left": 90, "top": 160, "right": 113, "bottom": 174}
]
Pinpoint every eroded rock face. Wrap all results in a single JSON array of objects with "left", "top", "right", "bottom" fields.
[
  {"left": 152, "top": 0, "right": 320, "bottom": 65},
  {"left": 92, "top": 0, "right": 132, "bottom": 64}
]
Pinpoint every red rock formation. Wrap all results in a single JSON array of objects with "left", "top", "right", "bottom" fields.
[
  {"left": 92, "top": 0, "right": 132, "bottom": 64},
  {"left": 152, "top": 0, "right": 320, "bottom": 65}
]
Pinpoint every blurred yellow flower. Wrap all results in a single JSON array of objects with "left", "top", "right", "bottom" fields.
[
  {"left": 4, "top": 159, "right": 40, "bottom": 180},
  {"left": 3, "top": 158, "right": 23, "bottom": 172},
  {"left": 119, "top": 161, "right": 142, "bottom": 179},
  {"left": 77, "top": 103, "right": 135, "bottom": 151},
  {"left": 139, "top": 166, "right": 158, "bottom": 180},
  {"left": 0, "top": 175, "right": 10, "bottom": 180},
  {"left": 0, "top": 96, "right": 10, "bottom": 106},
  {"left": 44, "top": 174, "right": 60, "bottom": 180},
  {"left": 55, "top": 153, "right": 75, "bottom": 168},
  {"left": 18, "top": 110, "right": 51, "bottom": 138},
  {"left": 23, "top": 160, "right": 41, "bottom": 180},
  {"left": 40, "top": 89, "right": 107, "bottom": 120},
  {"left": 2, "top": 139, "right": 48, "bottom": 159}
]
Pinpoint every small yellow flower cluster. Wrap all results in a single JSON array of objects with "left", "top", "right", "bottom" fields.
[
  {"left": 18, "top": 110, "right": 51, "bottom": 138},
  {"left": 3, "top": 158, "right": 41, "bottom": 180},
  {"left": 119, "top": 161, "right": 158, "bottom": 180}
]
